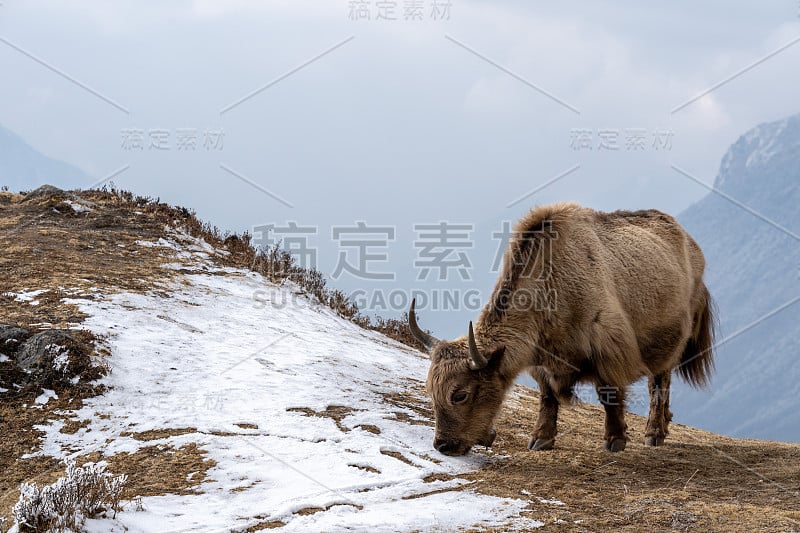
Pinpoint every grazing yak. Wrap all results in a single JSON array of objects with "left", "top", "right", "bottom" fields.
[{"left": 409, "top": 202, "right": 714, "bottom": 455}]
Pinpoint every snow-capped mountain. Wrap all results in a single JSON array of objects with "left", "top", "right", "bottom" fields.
[
  {"left": 0, "top": 125, "right": 88, "bottom": 192},
  {"left": 672, "top": 113, "right": 800, "bottom": 442}
]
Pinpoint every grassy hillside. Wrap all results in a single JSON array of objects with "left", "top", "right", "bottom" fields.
[{"left": 1, "top": 188, "right": 798, "bottom": 532}]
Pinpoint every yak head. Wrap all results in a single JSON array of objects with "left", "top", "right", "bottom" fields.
[{"left": 408, "top": 299, "right": 509, "bottom": 456}]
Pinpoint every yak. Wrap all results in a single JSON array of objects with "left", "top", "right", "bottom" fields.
[{"left": 408, "top": 202, "right": 715, "bottom": 455}]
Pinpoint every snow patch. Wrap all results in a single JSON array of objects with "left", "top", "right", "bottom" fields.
[
  {"left": 4, "top": 289, "right": 48, "bottom": 303},
  {"left": 134, "top": 238, "right": 176, "bottom": 249},
  {"left": 35, "top": 389, "right": 58, "bottom": 405},
  {"left": 64, "top": 199, "right": 92, "bottom": 214},
  {"left": 50, "top": 346, "right": 71, "bottom": 374},
  {"left": 743, "top": 118, "right": 788, "bottom": 169},
  {"left": 30, "top": 268, "right": 538, "bottom": 531},
  {"left": 537, "top": 497, "right": 566, "bottom": 506}
]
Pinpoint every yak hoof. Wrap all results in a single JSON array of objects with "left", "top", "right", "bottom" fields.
[
  {"left": 604, "top": 437, "right": 627, "bottom": 452},
  {"left": 644, "top": 436, "right": 665, "bottom": 447},
  {"left": 528, "top": 437, "right": 555, "bottom": 451}
]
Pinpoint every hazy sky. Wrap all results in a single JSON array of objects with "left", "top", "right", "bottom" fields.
[{"left": 2, "top": 1, "right": 799, "bottom": 336}]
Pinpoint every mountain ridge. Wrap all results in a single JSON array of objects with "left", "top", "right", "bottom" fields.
[
  {"left": 0, "top": 125, "right": 89, "bottom": 192},
  {"left": 674, "top": 112, "right": 800, "bottom": 442}
]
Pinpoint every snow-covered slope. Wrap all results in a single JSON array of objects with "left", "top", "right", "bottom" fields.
[
  {"left": 28, "top": 237, "right": 541, "bottom": 531},
  {"left": 671, "top": 113, "right": 800, "bottom": 442}
]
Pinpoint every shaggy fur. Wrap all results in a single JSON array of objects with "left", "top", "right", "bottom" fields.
[{"left": 419, "top": 202, "right": 715, "bottom": 455}]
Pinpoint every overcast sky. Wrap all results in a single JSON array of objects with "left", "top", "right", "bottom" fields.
[{"left": 2, "top": 1, "right": 799, "bottom": 336}]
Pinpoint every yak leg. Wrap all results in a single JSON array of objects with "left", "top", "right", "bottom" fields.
[
  {"left": 596, "top": 383, "right": 628, "bottom": 452},
  {"left": 644, "top": 371, "right": 672, "bottom": 446},
  {"left": 527, "top": 370, "right": 559, "bottom": 451}
]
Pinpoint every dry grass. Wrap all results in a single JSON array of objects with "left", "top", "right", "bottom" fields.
[
  {"left": 0, "top": 393, "right": 85, "bottom": 526},
  {"left": 119, "top": 428, "right": 198, "bottom": 442},
  {"left": 78, "top": 443, "right": 215, "bottom": 499},
  {"left": 348, "top": 463, "right": 381, "bottom": 474},
  {"left": 246, "top": 519, "right": 286, "bottom": 530},
  {"left": 392, "top": 387, "right": 800, "bottom": 532},
  {"left": 286, "top": 405, "right": 359, "bottom": 433},
  {"left": 380, "top": 450, "right": 416, "bottom": 467}
]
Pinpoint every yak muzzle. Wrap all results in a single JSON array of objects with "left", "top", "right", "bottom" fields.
[
  {"left": 478, "top": 429, "right": 497, "bottom": 448},
  {"left": 434, "top": 429, "right": 497, "bottom": 456},
  {"left": 434, "top": 437, "right": 464, "bottom": 456}
]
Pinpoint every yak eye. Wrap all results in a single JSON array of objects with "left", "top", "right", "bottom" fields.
[{"left": 451, "top": 391, "right": 469, "bottom": 404}]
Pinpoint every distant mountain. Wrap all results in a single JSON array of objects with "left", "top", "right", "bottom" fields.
[
  {"left": 672, "top": 113, "right": 800, "bottom": 442},
  {"left": 0, "top": 125, "right": 88, "bottom": 192}
]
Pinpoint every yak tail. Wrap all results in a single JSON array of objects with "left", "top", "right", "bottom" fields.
[{"left": 678, "top": 285, "right": 716, "bottom": 388}]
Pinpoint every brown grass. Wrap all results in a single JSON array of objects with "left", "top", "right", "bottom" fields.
[
  {"left": 0, "top": 392, "right": 87, "bottom": 525},
  {"left": 287, "top": 405, "right": 359, "bottom": 433},
  {"left": 380, "top": 449, "right": 415, "bottom": 467},
  {"left": 59, "top": 418, "right": 91, "bottom": 435},
  {"left": 119, "top": 428, "right": 198, "bottom": 442},
  {"left": 348, "top": 463, "right": 381, "bottom": 474},
  {"left": 78, "top": 442, "right": 214, "bottom": 499},
  {"left": 246, "top": 520, "right": 286, "bottom": 530},
  {"left": 391, "top": 387, "right": 800, "bottom": 532},
  {"left": 295, "top": 503, "right": 362, "bottom": 516}
]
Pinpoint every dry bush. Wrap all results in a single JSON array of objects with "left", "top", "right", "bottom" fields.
[
  {"left": 12, "top": 460, "right": 127, "bottom": 532},
  {"left": 90, "top": 185, "right": 428, "bottom": 351},
  {"left": 253, "top": 243, "right": 427, "bottom": 349}
]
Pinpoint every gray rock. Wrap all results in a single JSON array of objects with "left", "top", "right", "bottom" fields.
[
  {"left": 0, "top": 324, "right": 31, "bottom": 354},
  {"left": 16, "top": 330, "right": 74, "bottom": 372},
  {"left": 20, "top": 184, "right": 96, "bottom": 210},
  {"left": 16, "top": 330, "right": 90, "bottom": 386},
  {"left": 21, "top": 184, "right": 65, "bottom": 201}
]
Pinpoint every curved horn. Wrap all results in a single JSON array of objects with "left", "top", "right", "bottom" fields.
[
  {"left": 408, "top": 298, "right": 438, "bottom": 351},
  {"left": 468, "top": 321, "right": 488, "bottom": 370}
]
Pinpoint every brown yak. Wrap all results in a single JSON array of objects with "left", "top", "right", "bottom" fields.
[{"left": 409, "top": 202, "right": 715, "bottom": 455}]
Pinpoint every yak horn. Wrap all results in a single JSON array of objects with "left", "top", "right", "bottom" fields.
[
  {"left": 408, "top": 298, "right": 438, "bottom": 351},
  {"left": 468, "top": 321, "right": 488, "bottom": 370}
]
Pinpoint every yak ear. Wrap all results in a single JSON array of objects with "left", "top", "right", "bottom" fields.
[{"left": 486, "top": 345, "right": 506, "bottom": 370}]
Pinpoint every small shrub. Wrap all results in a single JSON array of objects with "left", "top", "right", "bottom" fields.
[
  {"left": 12, "top": 459, "right": 127, "bottom": 532},
  {"left": 88, "top": 187, "right": 429, "bottom": 351},
  {"left": 253, "top": 244, "right": 427, "bottom": 350}
]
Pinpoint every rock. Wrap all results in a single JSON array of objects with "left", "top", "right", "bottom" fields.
[
  {"left": 20, "top": 184, "right": 96, "bottom": 211},
  {"left": 21, "top": 184, "right": 66, "bottom": 201},
  {"left": 16, "top": 330, "right": 92, "bottom": 387},
  {"left": 0, "top": 324, "right": 31, "bottom": 354},
  {"left": 16, "top": 330, "right": 74, "bottom": 372}
]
